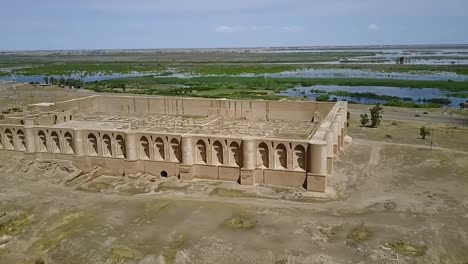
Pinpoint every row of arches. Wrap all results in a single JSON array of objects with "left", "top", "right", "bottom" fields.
[
  {"left": 86, "top": 133, "right": 125, "bottom": 158},
  {"left": 257, "top": 142, "right": 306, "bottom": 170},
  {"left": 138, "top": 136, "right": 180, "bottom": 162},
  {"left": 0, "top": 128, "right": 25, "bottom": 151},
  {"left": 194, "top": 139, "right": 241, "bottom": 166},
  {"left": 0, "top": 127, "right": 306, "bottom": 171},
  {"left": 37, "top": 130, "right": 74, "bottom": 154}
]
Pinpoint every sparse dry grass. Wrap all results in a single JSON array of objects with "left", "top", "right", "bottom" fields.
[
  {"left": 389, "top": 240, "right": 427, "bottom": 257},
  {"left": 223, "top": 214, "right": 254, "bottom": 230},
  {"left": 347, "top": 224, "right": 372, "bottom": 243}
]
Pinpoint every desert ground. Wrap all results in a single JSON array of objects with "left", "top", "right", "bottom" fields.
[{"left": 0, "top": 85, "right": 467, "bottom": 264}]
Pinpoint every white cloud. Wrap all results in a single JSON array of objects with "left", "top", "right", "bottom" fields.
[
  {"left": 281, "top": 26, "right": 303, "bottom": 33},
  {"left": 215, "top": 25, "right": 245, "bottom": 33},
  {"left": 251, "top": 25, "right": 273, "bottom": 31},
  {"left": 368, "top": 23, "right": 380, "bottom": 31}
]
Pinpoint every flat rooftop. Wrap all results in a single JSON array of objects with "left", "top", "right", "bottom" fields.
[{"left": 53, "top": 112, "right": 318, "bottom": 139}]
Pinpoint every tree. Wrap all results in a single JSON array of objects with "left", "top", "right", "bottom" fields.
[
  {"left": 316, "top": 94, "right": 330, "bottom": 101},
  {"left": 360, "top": 114, "right": 369, "bottom": 126},
  {"left": 49, "top": 76, "right": 55, "bottom": 85},
  {"left": 43, "top": 76, "right": 49, "bottom": 84},
  {"left": 369, "top": 104, "right": 384, "bottom": 128},
  {"left": 420, "top": 126, "right": 431, "bottom": 139},
  {"left": 396, "top": 56, "right": 405, "bottom": 64},
  {"left": 347, "top": 111, "right": 350, "bottom": 127}
]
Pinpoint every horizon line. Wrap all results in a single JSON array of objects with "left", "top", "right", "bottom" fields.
[{"left": 2, "top": 43, "right": 468, "bottom": 53}]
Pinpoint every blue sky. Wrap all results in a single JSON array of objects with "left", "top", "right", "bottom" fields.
[{"left": 1, "top": 0, "right": 468, "bottom": 50}]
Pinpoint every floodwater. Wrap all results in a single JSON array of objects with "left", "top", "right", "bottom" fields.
[
  {"left": 2, "top": 67, "right": 468, "bottom": 84},
  {"left": 264, "top": 69, "right": 468, "bottom": 81},
  {"left": 255, "top": 46, "right": 468, "bottom": 65},
  {"left": 279, "top": 85, "right": 466, "bottom": 108}
]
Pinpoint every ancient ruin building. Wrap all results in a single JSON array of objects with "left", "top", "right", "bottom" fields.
[{"left": 0, "top": 95, "right": 347, "bottom": 192}]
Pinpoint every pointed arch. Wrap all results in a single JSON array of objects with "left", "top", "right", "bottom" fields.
[
  {"left": 139, "top": 136, "right": 150, "bottom": 159},
  {"left": 170, "top": 138, "right": 180, "bottom": 162},
  {"left": 229, "top": 141, "right": 241, "bottom": 167},
  {"left": 212, "top": 140, "right": 223, "bottom": 165},
  {"left": 51, "top": 131, "right": 60, "bottom": 153},
  {"left": 16, "top": 129, "right": 26, "bottom": 151},
  {"left": 102, "top": 134, "right": 112, "bottom": 157},
  {"left": 196, "top": 139, "right": 207, "bottom": 164},
  {"left": 64, "top": 132, "right": 74, "bottom": 154},
  {"left": 294, "top": 145, "right": 306, "bottom": 170},
  {"left": 116, "top": 135, "right": 125, "bottom": 158},
  {"left": 257, "top": 142, "right": 269, "bottom": 168},
  {"left": 37, "top": 130, "right": 47, "bottom": 152},
  {"left": 154, "top": 137, "right": 165, "bottom": 160},
  {"left": 4, "top": 129, "right": 14, "bottom": 150},
  {"left": 87, "top": 133, "right": 98, "bottom": 155},
  {"left": 275, "top": 143, "right": 287, "bottom": 169}
]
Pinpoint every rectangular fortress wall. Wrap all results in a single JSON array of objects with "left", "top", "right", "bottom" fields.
[
  {"left": 54, "top": 96, "right": 98, "bottom": 113},
  {"left": 93, "top": 96, "right": 333, "bottom": 122}
]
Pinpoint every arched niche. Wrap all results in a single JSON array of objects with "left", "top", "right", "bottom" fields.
[
  {"left": 294, "top": 145, "right": 306, "bottom": 171},
  {"left": 275, "top": 143, "right": 287, "bottom": 169},
  {"left": 139, "top": 136, "right": 150, "bottom": 159},
  {"left": 196, "top": 139, "right": 207, "bottom": 164},
  {"left": 170, "top": 138, "right": 180, "bottom": 162},
  {"left": 116, "top": 135, "right": 125, "bottom": 158},
  {"left": 4, "top": 129, "right": 14, "bottom": 150},
  {"left": 37, "top": 130, "right": 47, "bottom": 152},
  {"left": 229, "top": 141, "right": 241, "bottom": 167},
  {"left": 154, "top": 137, "right": 165, "bottom": 160},
  {"left": 16, "top": 129, "right": 26, "bottom": 151},
  {"left": 87, "top": 133, "right": 98, "bottom": 155},
  {"left": 102, "top": 134, "right": 112, "bottom": 157},
  {"left": 257, "top": 142, "right": 269, "bottom": 168},
  {"left": 212, "top": 141, "right": 223, "bottom": 165},
  {"left": 51, "top": 131, "right": 61, "bottom": 153},
  {"left": 64, "top": 132, "right": 74, "bottom": 154}
]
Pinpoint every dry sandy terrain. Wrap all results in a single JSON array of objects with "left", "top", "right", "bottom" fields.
[{"left": 0, "top": 86, "right": 468, "bottom": 264}]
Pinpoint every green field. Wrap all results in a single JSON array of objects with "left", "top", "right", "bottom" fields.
[{"left": 89, "top": 76, "right": 468, "bottom": 93}]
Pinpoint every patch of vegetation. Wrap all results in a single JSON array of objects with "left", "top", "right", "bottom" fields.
[
  {"left": 0, "top": 211, "right": 34, "bottom": 236},
  {"left": 384, "top": 100, "right": 442, "bottom": 108},
  {"left": 224, "top": 214, "right": 254, "bottom": 230},
  {"left": 86, "top": 76, "right": 468, "bottom": 103},
  {"left": 316, "top": 94, "right": 330, "bottom": 101},
  {"left": 447, "top": 92, "right": 468, "bottom": 98},
  {"left": 31, "top": 211, "right": 95, "bottom": 252},
  {"left": 439, "top": 255, "right": 467, "bottom": 264},
  {"left": 389, "top": 240, "right": 427, "bottom": 257},
  {"left": 420, "top": 126, "right": 431, "bottom": 139},
  {"left": 0, "top": 248, "right": 11, "bottom": 256},
  {"left": 370, "top": 104, "right": 384, "bottom": 128},
  {"left": 142, "top": 201, "right": 170, "bottom": 218},
  {"left": 360, "top": 113, "right": 369, "bottom": 126},
  {"left": 34, "top": 258, "right": 46, "bottom": 264},
  {"left": 161, "top": 233, "right": 189, "bottom": 264},
  {"left": 12, "top": 63, "right": 167, "bottom": 76},
  {"left": 111, "top": 247, "right": 138, "bottom": 263},
  {"left": 346, "top": 224, "right": 372, "bottom": 242},
  {"left": 190, "top": 65, "right": 305, "bottom": 75}
]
